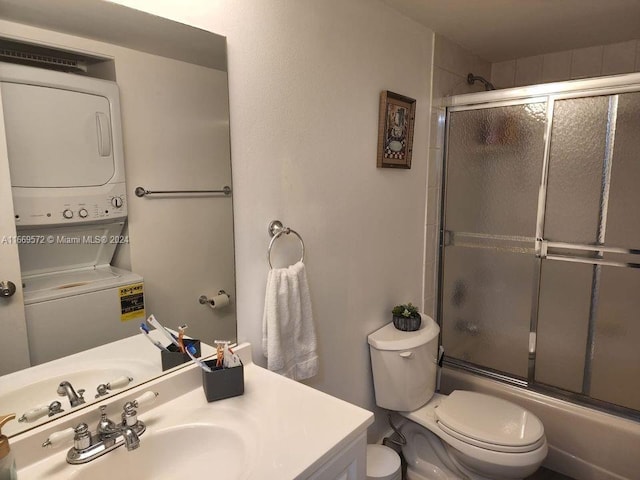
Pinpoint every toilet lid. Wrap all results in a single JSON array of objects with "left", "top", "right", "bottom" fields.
[{"left": 435, "top": 391, "right": 544, "bottom": 449}]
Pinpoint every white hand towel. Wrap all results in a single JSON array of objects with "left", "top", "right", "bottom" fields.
[{"left": 262, "top": 261, "right": 318, "bottom": 380}]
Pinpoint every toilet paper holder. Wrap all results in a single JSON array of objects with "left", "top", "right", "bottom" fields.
[{"left": 199, "top": 290, "right": 231, "bottom": 309}]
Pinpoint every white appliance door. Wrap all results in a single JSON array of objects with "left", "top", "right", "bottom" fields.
[
  {"left": 0, "top": 93, "right": 30, "bottom": 375},
  {"left": 1, "top": 82, "right": 115, "bottom": 187}
]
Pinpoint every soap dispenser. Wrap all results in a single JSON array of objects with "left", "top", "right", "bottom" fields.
[{"left": 0, "top": 414, "right": 17, "bottom": 480}]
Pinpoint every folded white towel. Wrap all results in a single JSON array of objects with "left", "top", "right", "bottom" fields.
[{"left": 262, "top": 261, "right": 318, "bottom": 380}]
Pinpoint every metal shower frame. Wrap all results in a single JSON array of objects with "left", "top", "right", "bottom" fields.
[{"left": 435, "top": 72, "right": 640, "bottom": 421}]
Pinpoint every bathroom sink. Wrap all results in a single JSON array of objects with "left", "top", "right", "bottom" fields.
[
  {"left": 68, "top": 424, "right": 252, "bottom": 480},
  {"left": 14, "top": 344, "right": 373, "bottom": 480}
]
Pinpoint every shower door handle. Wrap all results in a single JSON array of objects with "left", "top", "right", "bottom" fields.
[
  {"left": 540, "top": 239, "right": 640, "bottom": 269},
  {"left": 0, "top": 281, "right": 16, "bottom": 298}
]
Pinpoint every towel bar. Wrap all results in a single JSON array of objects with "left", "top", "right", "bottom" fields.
[{"left": 135, "top": 186, "right": 232, "bottom": 197}]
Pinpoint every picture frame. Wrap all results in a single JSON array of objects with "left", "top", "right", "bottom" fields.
[{"left": 376, "top": 90, "right": 416, "bottom": 169}]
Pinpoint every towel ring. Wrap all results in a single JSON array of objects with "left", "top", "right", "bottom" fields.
[{"left": 267, "top": 220, "right": 305, "bottom": 269}]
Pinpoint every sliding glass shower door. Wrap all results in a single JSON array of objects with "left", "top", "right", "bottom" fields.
[{"left": 440, "top": 86, "right": 640, "bottom": 416}]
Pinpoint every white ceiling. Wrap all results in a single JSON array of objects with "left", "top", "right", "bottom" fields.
[{"left": 382, "top": 0, "right": 640, "bottom": 62}]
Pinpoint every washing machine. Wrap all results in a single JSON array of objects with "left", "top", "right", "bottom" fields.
[{"left": 20, "top": 222, "right": 145, "bottom": 366}]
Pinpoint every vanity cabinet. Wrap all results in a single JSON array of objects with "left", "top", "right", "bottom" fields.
[{"left": 306, "top": 433, "right": 367, "bottom": 480}]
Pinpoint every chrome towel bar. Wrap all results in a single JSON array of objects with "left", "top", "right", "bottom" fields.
[{"left": 135, "top": 186, "right": 232, "bottom": 197}]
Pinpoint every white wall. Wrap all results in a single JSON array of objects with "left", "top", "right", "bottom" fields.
[{"left": 111, "top": 0, "right": 434, "bottom": 440}]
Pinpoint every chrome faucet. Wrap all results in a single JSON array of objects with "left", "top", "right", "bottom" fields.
[
  {"left": 57, "top": 381, "right": 86, "bottom": 408},
  {"left": 96, "top": 404, "right": 141, "bottom": 449},
  {"left": 94, "top": 404, "right": 141, "bottom": 451},
  {"left": 121, "top": 426, "right": 140, "bottom": 451},
  {"left": 42, "top": 392, "right": 158, "bottom": 464},
  {"left": 64, "top": 405, "right": 145, "bottom": 464}
]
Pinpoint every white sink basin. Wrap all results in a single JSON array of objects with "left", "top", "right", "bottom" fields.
[{"left": 68, "top": 423, "right": 252, "bottom": 480}]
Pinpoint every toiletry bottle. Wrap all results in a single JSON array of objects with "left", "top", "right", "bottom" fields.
[{"left": 0, "top": 414, "right": 17, "bottom": 480}]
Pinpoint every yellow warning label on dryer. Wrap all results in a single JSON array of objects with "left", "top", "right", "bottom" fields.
[{"left": 119, "top": 282, "right": 145, "bottom": 322}]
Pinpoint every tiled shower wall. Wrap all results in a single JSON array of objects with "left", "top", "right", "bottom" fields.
[
  {"left": 492, "top": 40, "right": 640, "bottom": 88},
  {"left": 424, "top": 36, "right": 491, "bottom": 317}
]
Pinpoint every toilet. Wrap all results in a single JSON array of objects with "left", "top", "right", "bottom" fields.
[{"left": 368, "top": 317, "right": 547, "bottom": 480}]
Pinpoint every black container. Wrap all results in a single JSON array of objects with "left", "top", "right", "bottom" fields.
[
  {"left": 201, "top": 359, "right": 244, "bottom": 402},
  {"left": 160, "top": 339, "right": 201, "bottom": 371},
  {"left": 392, "top": 315, "right": 421, "bottom": 332}
]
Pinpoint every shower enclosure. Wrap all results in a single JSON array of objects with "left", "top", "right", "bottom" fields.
[{"left": 438, "top": 74, "right": 640, "bottom": 419}]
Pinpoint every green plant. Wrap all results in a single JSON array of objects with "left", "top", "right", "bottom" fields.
[{"left": 392, "top": 302, "right": 420, "bottom": 318}]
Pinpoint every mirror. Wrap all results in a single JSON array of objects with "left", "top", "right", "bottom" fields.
[{"left": 0, "top": 0, "right": 236, "bottom": 436}]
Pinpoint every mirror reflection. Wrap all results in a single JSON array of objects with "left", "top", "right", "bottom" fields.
[{"left": 0, "top": 0, "right": 236, "bottom": 436}]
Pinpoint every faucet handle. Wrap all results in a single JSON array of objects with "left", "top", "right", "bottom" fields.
[
  {"left": 19, "top": 405, "right": 49, "bottom": 423},
  {"left": 42, "top": 427, "right": 75, "bottom": 448},
  {"left": 48, "top": 401, "right": 64, "bottom": 417},
  {"left": 122, "top": 391, "right": 158, "bottom": 427},
  {"left": 108, "top": 376, "right": 133, "bottom": 389},
  {"left": 95, "top": 376, "right": 133, "bottom": 398},
  {"left": 132, "top": 391, "right": 158, "bottom": 409},
  {"left": 73, "top": 423, "right": 91, "bottom": 450}
]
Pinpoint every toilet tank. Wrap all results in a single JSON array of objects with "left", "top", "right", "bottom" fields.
[{"left": 368, "top": 315, "right": 440, "bottom": 411}]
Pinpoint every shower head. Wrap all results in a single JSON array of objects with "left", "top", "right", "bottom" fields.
[{"left": 467, "top": 73, "right": 495, "bottom": 91}]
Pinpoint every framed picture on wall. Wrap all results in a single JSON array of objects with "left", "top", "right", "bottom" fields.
[{"left": 376, "top": 90, "right": 416, "bottom": 169}]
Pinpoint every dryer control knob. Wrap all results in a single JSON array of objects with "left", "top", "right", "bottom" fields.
[
  {"left": 63, "top": 209, "right": 73, "bottom": 219},
  {"left": 78, "top": 208, "right": 88, "bottom": 218},
  {"left": 111, "top": 197, "right": 123, "bottom": 208}
]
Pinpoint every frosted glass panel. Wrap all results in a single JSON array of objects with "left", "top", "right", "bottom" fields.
[
  {"left": 441, "top": 246, "right": 534, "bottom": 378},
  {"left": 606, "top": 92, "right": 640, "bottom": 247},
  {"left": 590, "top": 267, "right": 640, "bottom": 410},
  {"left": 544, "top": 96, "right": 609, "bottom": 244},
  {"left": 445, "top": 103, "right": 546, "bottom": 237},
  {"left": 535, "top": 261, "right": 592, "bottom": 393}
]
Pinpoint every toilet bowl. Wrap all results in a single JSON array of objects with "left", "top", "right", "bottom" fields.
[
  {"left": 368, "top": 317, "right": 547, "bottom": 480},
  {"left": 402, "top": 392, "right": 547, "bottom": 480}
]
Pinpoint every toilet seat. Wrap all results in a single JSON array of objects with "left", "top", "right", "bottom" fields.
[
  {"left": 436, "top": 420, "right": 546, "bottom": 453},
  {"left": 434, "top": 391, "right": 545, "bottom": 453},
  {"left": 400, "top": 412, "right": 548, "bottom": 480}
]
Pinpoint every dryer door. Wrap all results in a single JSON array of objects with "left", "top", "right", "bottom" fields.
[{"left": 2, "top": 82, "right": 115, "bottom": 187}]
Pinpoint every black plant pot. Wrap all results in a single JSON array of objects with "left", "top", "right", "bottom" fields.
[{"left": 393, "top": 315, "right": 421, "bottom": 331}]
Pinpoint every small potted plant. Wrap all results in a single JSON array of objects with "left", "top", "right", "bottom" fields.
[{"left": 392, "top": 303, "right": 421, "bottom": 331}]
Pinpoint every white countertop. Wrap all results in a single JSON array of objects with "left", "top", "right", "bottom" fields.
[{"left": 13, "top": 345, "right": 374, "bottom": 479}]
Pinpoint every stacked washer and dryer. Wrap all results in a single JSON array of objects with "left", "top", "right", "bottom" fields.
[{"left": 1, "top": 62, "right": 144, "bottom": 366}]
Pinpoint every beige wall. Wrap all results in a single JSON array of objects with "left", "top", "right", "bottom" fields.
[
  {"left": 112, "top": 0, "right": 435, "bottom": 441},
  {"left": 492, "top": 40, "right": 640, "bottom": 88},
  {"left": 423, "top": 35, "right": 491, "bottom": 316}
]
